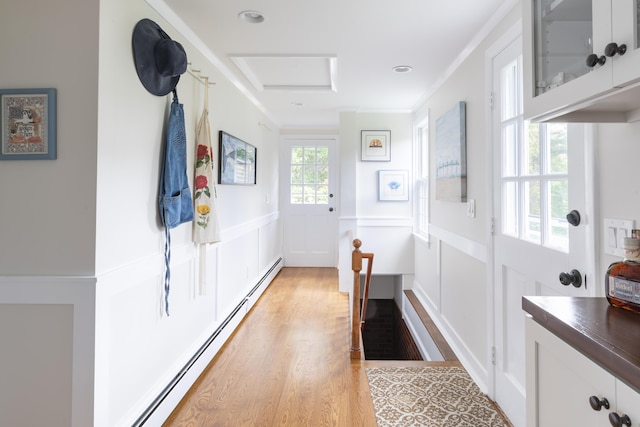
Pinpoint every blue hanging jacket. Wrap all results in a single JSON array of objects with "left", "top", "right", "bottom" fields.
[{"left": 159, "top": 90, "right": 194, "bottom": 316}]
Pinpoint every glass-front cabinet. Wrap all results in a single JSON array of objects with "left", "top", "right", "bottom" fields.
[
  {"left": 523, "top": 0, "right": 640, "bottom": 122},
  {"left": 612, "top": 0, "right": 640, "bottom": 86}
]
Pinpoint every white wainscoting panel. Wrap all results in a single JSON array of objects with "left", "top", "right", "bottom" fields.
[{"left": 411, "top": 226, "right": 490, "bottom": 393}]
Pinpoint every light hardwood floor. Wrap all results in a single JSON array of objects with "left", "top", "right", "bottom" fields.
[{"left": 163, "top": 267, "right": 458, "bottom": 427}]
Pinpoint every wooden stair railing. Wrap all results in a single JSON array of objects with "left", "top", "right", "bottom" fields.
[{"left": 350, "top": 238, "right": 374, "bottom": 360}]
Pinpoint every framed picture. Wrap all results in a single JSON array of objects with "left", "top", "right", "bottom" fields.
[
  {"left": 0, "top": 88, "right": 56, "bottom": 160},
  {"left": 218, "top": 130, "right": 257, "bottom": 185},
  {"left": 435, "top": 101, "right": 467, "bottom": 202},
  {"left": 361, "top": 130, "right": 390, "bottom": 161},
  {"left": 378, "top": 170, "right": 409, "bottom": 201}
]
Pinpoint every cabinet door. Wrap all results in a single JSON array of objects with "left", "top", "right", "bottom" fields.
[
  {"left": 526, "top": 318, "right": 615, "bottom": 427},
  {"left": 523, "top": 0, "right": 614, "bottom": 121},
  {"left": 611, "top": 0, "right": 640, "bottom": 88},
  {"left": 615, "top": 380, "right": 640, "bottom": 427}
]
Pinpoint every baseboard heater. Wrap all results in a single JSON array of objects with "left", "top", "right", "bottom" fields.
[{"left": 133, "top": 257, "right": 283, "bottom": 426}]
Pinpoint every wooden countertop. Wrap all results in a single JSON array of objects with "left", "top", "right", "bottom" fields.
[{"left": 522, "top": 296, "right": 640, "bottom": 393}]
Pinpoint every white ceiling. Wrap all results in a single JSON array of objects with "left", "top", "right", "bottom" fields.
[{"left": 153, "top": 0, "right": 518, "bottom": 129}]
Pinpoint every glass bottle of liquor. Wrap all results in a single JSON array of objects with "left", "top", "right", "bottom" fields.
[{"left": 605, "top": 233, "right": 640, "bottom": 314}]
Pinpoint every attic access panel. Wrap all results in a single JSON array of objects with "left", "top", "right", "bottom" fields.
[{"left": 230, "top": 54, "right": 337, "bottom": 92}]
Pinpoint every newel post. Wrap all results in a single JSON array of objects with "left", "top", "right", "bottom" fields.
[{"left": 351, "top": 239, "right": 363, "bottom": 359}]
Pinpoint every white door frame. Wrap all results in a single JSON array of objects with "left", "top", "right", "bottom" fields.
[
  {"left": 484, "top": 20, "right": 523, "bottom": 404},
  {"left": 279, "top": 135, "right": 340, "bottom": 267}
]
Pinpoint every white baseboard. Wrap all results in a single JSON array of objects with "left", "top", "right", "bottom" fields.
[{"left": 135, "top": 258, "right": 283, "bottom": 426}]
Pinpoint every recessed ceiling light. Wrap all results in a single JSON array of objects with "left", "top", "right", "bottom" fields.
[
  {"left": 238, "top": 10, "right": 265, "bottom": 23},
  {"left": 392, "top": 65, "right": 413, "bottom": 73}
]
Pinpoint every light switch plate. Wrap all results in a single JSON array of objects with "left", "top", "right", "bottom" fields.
[
  {"left": 603, "top": 218, "right": 635, "bottom": 257},
  {"left": 467, "top": 199, "right": 475, "bottom": 218}
]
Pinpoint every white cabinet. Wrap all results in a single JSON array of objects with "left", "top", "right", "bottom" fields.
[
  {"left": 526, "top": 317, "right": 640, "bottom": 427},
  {"left": 523, "top": 0, "right": 640, "bottom": 122},
  {"left": 612, "top": 0, "right": 640, "bottom": 87},
  {"left": 616, "top": 380, "right": 640, "bottom": 427}
]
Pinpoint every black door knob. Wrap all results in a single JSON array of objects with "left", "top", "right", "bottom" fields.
[
  {"left": 589, "top": 395, "right": 610, "bottom": 411},
  {"left": 609, "top": 412, "right": 632, "bottom": 427},
  {"left": 605, "top": 42, "right": 627, "bottom": 57},
  {"left": 586, "top": 54, "right": 606, "bottom": 67},
  {"left": 560, "top": 269, "right": 582, "bottom": 288},
  {"left": 329, "top": 207, "right": 334, "bottom": 212},
  {"left": 566, "top": 210, "right": 581, "bottom": 227}
]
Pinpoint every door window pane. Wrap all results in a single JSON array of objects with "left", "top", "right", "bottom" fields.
[
  {"left": 304, "top": 148, "right": 316, "bottom": 164},
  {"left": 291, "top": 147, "right": 303, "bottom": 164},
  {"left": 546, "top": 124, "right": 568, "bottom": 174},
  {"left": 502, "top": 122, "right": 518, "bottom": 177},
  {"left": 304, "top": 166, "right": 315, "bottom": 184},
  {"left": 524, "top": 122, "right": 540, "bottom": 176},
  {"left": 524, "top": 181, "right": 541, "bottom": 244},
  {"left": 317, "top": 166, "right": 328, "bottom": 184},
  {"left": 290, "top": 146, "right": 330, "bottom": 204},
  {"left": 501, "top": 59, "right": 519, "bottom": 120},
  {"left": 291, "top": 166, "right": 303, "bottom": 184},
  {"left": 291, "top": 185, "right": 303, "bottom": 204},
  {"left": 548, "top": 180, "right": 569, "bottom": 251},
  {"left": 316, "top": 147, "right": 328, "bottom": 164},
  {"left": 500, "top": 52, "right": 569, "bottom": 253},
  {"left": 317, "top": 185, "right": 329, "bottom": 203},
  {"left": 503, "top": 181, "right": 518, "bottom": 236}
]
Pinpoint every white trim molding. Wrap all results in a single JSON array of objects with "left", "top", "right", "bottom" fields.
[{"left": 428, "top": 224, "right": 487, "bottom": 263}]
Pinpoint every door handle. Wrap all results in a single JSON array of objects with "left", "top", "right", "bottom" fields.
[
  {"left": 559, "top": 269, "right": 582, "bottom": 288},
  {"left": 329, "top": 207, "right": 334, "bottom": 212},
  {"left": 566, "top": 210, "right": 581, "bottom": 226}
]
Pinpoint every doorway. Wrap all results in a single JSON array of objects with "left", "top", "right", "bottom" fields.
[
  {"left": 280, "top": 137, "right": 339, "bottom": 267},
  {"left": 489, "top": 34, "right": 596, "bottom": 427}
]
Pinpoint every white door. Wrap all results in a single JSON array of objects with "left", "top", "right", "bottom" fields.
[
  {"left": 280, "top": 137, "right": 338, "bottom": 267},
  {"left": 491, "top": 36, "right": 595, "bottom": 427}
]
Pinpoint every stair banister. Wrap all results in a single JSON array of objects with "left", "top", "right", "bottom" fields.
[{"left": 350, "top": 238, "right": 374, "bottom": 360}]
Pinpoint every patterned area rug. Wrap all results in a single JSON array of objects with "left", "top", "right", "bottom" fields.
[{"left": 366, "top": 366, "right": 511, "bottom": 427}]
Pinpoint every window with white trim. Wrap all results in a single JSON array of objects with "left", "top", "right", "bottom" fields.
[{"left": 415, "top": 118, "right": 429, "bottom": 237}]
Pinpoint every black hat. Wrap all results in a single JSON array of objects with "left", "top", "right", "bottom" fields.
[{"left": 132, "top": 18, "right": 187, "bottom": 96}]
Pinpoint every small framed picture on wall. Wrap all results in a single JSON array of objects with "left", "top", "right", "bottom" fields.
[
  {"left": 361, "top": 130, "right": 391, "bottom": 161},
  {"left": 378, "top": 170, "right": 409, "bottom": 201},
  {"left": 0, "top": 88, "right": 57, "bottom": 160}
]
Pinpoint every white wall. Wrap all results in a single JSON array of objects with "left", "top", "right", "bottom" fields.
[
  {"left": 0, "top": 1, "right": 282, "bottom": 426},
  {"left": 596, "top": 121, "right": 640, "bottom": 282},
  {"left": 338, "top": 112, "right": 414, "bottom": 292},
  {"left": 95, "top": 2, "right": 282, "bottom": 426}
]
